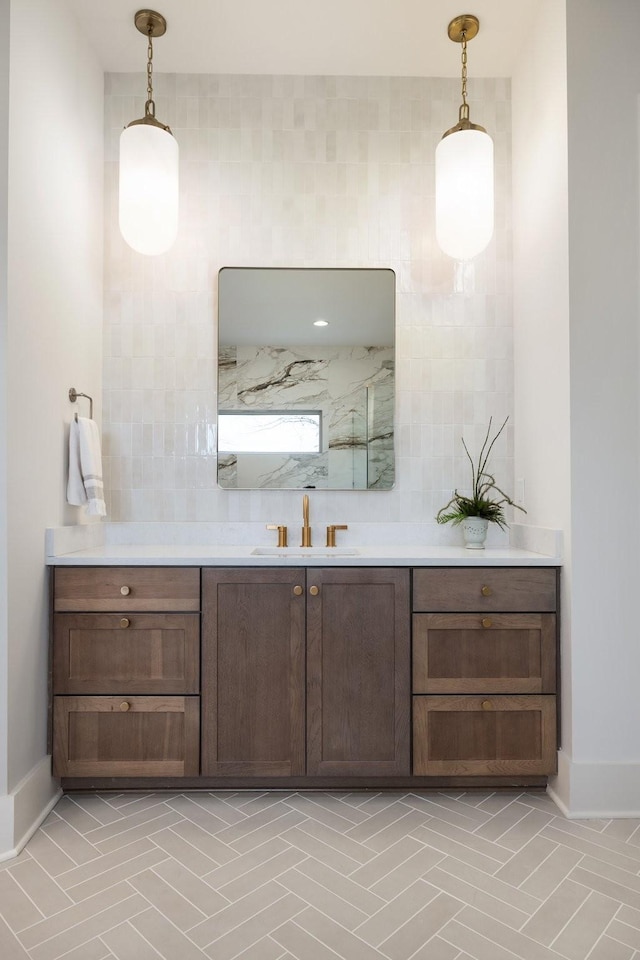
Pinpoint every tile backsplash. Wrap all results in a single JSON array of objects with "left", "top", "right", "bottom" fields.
[{"left": 103, "top": 73, "right": 512, "bottom": 535}]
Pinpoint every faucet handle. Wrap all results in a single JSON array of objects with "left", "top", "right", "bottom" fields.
[
  {"left": 326, "top": 524, "right": 348, "bottom": 547},
  {"left": 266, "top": 524, "right": 288, "bottom": 547}
]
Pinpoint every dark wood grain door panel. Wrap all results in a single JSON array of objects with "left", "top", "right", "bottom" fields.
[
  {"left": 413, "top": 695, "right": 557, "bottom": 776},
  {"left": 307, "top": 568, "right": 410, "bottom": 777},
  {"left": 53, "top": 696, "right": 200, "bottom": 777},
  {"left": 53, "top": 613, "right": 200, "bottom": 694},
  {"left": 54, "top": 567, "right": 200, "bottom": 612},
  {"left": 413, "top": 613, "right": 556, "bottom": 694},
  {"left": 201, "top": 568, "right": 306, "bottom": 777},
  {"left": 413, "top": 568, "right": 557, "bottom": 613}
]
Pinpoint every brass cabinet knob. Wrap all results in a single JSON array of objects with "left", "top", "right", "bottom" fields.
[
  {"left": 119, "top": 701, "right": 131, "bottom": 712},
  {"left": 481, "top": 700, "right": 493, "bottom": 711},
  {"left": 481, "top": 617, "right": 492, "bottom": 629},
  {"left": 293, "top": 585, "right": 303, "bottom": 596},
  {"left": 120, "top": 617, "right": 130, "bottom": 629},
  {"left": 120, "top": 585, "right": 131, "bottom": 596},
  {"left": 309, "top": 585, "right": 319, "bottom": 596},
  {"left": 481, "top": 585, "right": 492, "bottom": 597}
]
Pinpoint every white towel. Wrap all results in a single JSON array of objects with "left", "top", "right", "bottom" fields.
[{"left": 67, "top": 417, "right": 107, "bottom": 517}]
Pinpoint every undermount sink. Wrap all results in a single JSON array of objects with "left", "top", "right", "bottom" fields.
[{"left": 251, "top": 546, "right": 360, "bottom": 557}]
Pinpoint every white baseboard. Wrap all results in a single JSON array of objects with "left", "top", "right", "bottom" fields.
[
  {"left": 548, "top": 749, "right": 640, "bottom": 818},
  {"left": 0, "top": 756, "right": 61, "bottom": 862}
]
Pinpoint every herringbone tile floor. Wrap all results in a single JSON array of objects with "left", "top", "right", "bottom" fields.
[{"left": 2, "top": 791, "right": 640, "bottom": 960}]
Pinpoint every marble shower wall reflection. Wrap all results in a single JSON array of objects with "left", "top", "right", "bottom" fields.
[{"left": 218, "top": 344, "right": 394, "bottom": 489}]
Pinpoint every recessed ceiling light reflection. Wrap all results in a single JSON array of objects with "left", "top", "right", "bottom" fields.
[{"left": 313, "top": 319, "right": 329, "bottom": 327}]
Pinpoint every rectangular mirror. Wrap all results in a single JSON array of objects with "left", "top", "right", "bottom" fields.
[{"left": 217, "top": 267, "right": 395, "bottom": 490}]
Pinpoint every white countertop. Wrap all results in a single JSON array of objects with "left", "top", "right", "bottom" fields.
[
  {"left": 46, "top": 543, "right": 559, "bottom": 567},
  {"left": 45, "top": 521, "right": 562, "bottom": 566}
]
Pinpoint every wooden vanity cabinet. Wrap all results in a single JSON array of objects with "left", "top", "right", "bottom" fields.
[
  {"left": 52, "top": 567, "right": 200, "bottom": 778},
  {"left": 201, "top": 567, "right": 410, "bottom": 779},
  {"left": 412, "top": 568, "right": 558, "bottom": 777},
  {"left": 50, "top": 561, "right": 559, "bottom": 788}
]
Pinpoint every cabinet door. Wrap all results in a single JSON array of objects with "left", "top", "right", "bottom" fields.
[
  {"left": 307, "top": 568, "right": 410, "bottom": 777},
  {"left": 201, "top": 568, "right": 306, "bottom": 777},
  {"left": 53, "top": 696, "right": 199, "bottom": 778},
  {"left": 53, "top": 613, "right": 200, "bottom": 694},
  {"left": 413, "top": 695, "right": 557, "bottom": 776},
  {"left": 413, "top": 613, "right": 556, "bottom": 694}
]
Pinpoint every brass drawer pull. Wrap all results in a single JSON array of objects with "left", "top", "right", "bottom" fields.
[
  {"left": 120, "top": 617, "right": 130, "bottom": 629},
  {"left": 293, "top": 585, "right": 303, "bottom": 596},
  {"left": 119, "top": 701, "right": 131, "bottom": 712},
  {"left": 309, "top": 585, "right": 319, "bottom": 596},
  {"left": 481, "top": 585, "right": 492, "bottom": 597},
  {"left": 120, "top": 585, "right": 131, "bottom": 596},
  {"left": 481, "top": 617, "right": 492, "bottom": 629},
  {"left": 481, "top": 700, "right": 493, "bottom": 711}
]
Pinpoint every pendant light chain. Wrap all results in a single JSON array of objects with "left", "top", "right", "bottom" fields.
[
  {"left": 459, "top": 30, "right": 470, "bottom": 123},
  {"left": 145, "top": 29, "right": 156, "bottom": 119}
]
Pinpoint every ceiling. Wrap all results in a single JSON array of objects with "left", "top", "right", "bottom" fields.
[
  {"left": 219, "top": 269, "right": 395, "bottom": 347},
  {"left": 66, "top": 0, "right": 540, "bottom": 77}
]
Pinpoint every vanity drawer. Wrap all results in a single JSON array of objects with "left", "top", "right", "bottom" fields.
[
  {"left": 412, "top": 613, "right": 556, "bottom": 694},
  {"left": 412, "top": 568, "right": 556, "bottom": 612},
  {"left": 53, "top": 696, "right": 200, "bottom": 778},
  {"left": 54, "top": 567, "right": 200, "bottom": 612},
  {"left": 413, "top": 695, "right": 557, "bottom": 776},
  {"left": 53, "top": 613, "right": 200, "bottom": 694}
]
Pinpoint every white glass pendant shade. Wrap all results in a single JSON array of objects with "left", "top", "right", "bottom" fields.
[
  {"left": 119, "top": 122, "right": 179, "bottom": 256},
  {"left": 435, "top": 127, "right": 494, "bottom": 261}
]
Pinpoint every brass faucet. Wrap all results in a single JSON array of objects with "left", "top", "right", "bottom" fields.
[
  {"left": 326, "top": 524, "right": 348, "bottom": 547},
  {"left": 266, "top": 524, "right": 288, "bottom": 547},
  {"left": 301, "top": 494, "right": 312, "bottom": 547}
]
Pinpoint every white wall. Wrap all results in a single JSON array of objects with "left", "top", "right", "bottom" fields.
[
  {"left": 558, "top": 0, "right": 640, "bottom": 815},
  {"left": 511, "top": 1, "right": 574, "bottom": 790},
  {"left": 515, "top": 0, "right": 640, "bottom": 816},
  {"left": 0, "top": 0, "right": 103, "bottom": 857},
  {"left": 512, "top": 1, "right": 570, "bottom": 531},
  {"left": 0, "top": 0, "right": 10, "bottom": 816}
]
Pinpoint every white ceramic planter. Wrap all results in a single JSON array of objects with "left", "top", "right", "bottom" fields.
[{"left": 462, "top": 516, "right": 489, "bottom": 549}]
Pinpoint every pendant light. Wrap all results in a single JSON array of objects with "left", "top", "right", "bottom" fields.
[
  {"left": 119, "top": 9, "right": 179, "bottom": 256},
  {"left": 435, "top": 14, "right": 494, "bottom": 261}
]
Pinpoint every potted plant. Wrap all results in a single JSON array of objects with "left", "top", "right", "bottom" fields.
[{"left": 436, "top": 416, "right": 526, "bottom": 548}]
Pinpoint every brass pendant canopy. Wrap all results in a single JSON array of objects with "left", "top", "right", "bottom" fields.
[
  {"left": 134, "top": 9, "right": 167, "bottom": 38},
  {"left": 447, "top": 14, "right": 479, "bottom": 43}
]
